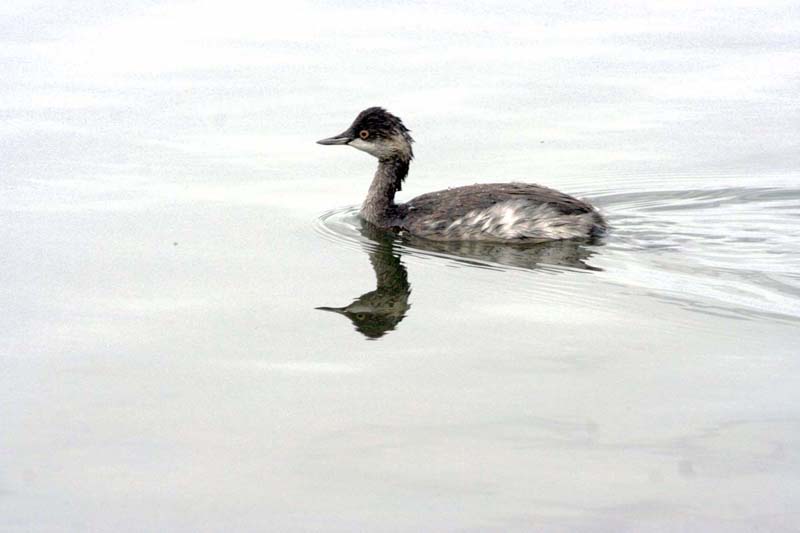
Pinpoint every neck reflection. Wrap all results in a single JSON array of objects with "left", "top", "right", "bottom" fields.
[{"left": 316, "top": 223, "right": 411, "bottom": 339}]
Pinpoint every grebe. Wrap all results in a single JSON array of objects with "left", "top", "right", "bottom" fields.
[{"left": 318, "top": 107, "right": 607, "bottom": 242}]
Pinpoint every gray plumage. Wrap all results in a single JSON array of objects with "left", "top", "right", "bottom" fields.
[{"left": 318, "top": 107, "right": 607, "bottom": 243}]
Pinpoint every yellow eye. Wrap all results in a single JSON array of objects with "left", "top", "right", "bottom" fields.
[{"left": 359, "top": 130, "right": 369, "bottom": 139}]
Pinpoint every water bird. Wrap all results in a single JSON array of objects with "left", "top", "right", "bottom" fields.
[{"left": 318, "top": 107, "right": 607, "bottom": 242}]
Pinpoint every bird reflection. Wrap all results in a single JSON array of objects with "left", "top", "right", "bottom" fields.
[
  {"left": 318, "top": 221, "right": 602, "bottom": 339},
  {"left": 400, "top": 233, "right": 602, "bottom": 272},
  {"left": 316, "top": 223, "right": 411, "bottom": 339}
]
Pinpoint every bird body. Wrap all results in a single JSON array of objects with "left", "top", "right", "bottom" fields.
[{"left": 401, "top": 182, "right": 603, "bottom": 242}]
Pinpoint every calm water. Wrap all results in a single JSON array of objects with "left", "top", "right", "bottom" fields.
[{"left": 3, "top": 1, "right": 800, "bottom": 531}]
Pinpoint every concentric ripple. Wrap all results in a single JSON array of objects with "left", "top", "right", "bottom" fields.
[{"left": 316, "top": 185, "right": 800, "bottom": 323}]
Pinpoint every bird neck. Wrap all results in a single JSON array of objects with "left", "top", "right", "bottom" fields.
[{"left": 361, "top": 155, "right": 410, "bottom": 226}]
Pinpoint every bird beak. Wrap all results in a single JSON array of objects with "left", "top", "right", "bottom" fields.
[
  {"left": 316, "top": 131, "right": 352, "bottom": 145},
  {"left": 315, "top": 306, "right": 347, "bottom": 314}
]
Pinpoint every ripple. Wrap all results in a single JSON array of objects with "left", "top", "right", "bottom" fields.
[
  {"left": 316, "top": 184, "right": 800, "bottom": 324},
  {"left": 597, "top": 186, "right": 800, "bottom": 322}
]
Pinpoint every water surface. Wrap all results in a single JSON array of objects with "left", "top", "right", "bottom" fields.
[{"left": 2, "top": 1, "right": 800, "bottom": 531}]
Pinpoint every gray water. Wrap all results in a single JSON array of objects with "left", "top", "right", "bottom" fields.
[{"left": 3, "top": 1, "right": 800, "bottom": 531}]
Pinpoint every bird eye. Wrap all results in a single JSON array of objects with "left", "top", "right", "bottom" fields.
[{"left": 359, "top": 130, "right": 369, "bottom": 139}]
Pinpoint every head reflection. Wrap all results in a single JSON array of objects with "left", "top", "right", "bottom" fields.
[{"left": 317, "top": 221, "right": 602, "bottom": 339}]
